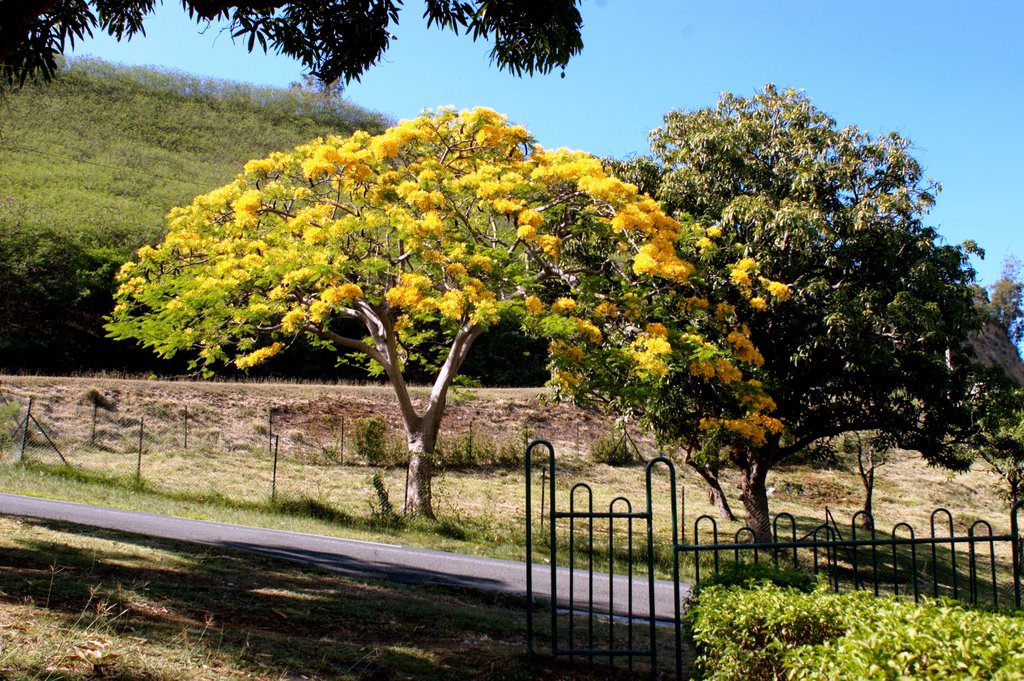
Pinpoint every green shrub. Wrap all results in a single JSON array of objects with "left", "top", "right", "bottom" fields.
[
  {"left": 688, "top": 580, "right": 1024, "bottom": 681},
  {"left": 787, "top": 598, "right": 1024, "bottom": 680},
  {"left": 435, "top": 430, "right": 523, "bottom": 470},
  {"left": 352, "top": 417, "right": 403, "bottom": 466},
  {"left": 687, "top": 581, "right": 852, "bottom": 680},
  {"left": 589, "top": 432, "right": 639, "bottom": 465}
]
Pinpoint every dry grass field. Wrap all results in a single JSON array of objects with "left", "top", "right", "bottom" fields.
[{"left": 0, "top": 375, "right": 1016, "bottom": 575}]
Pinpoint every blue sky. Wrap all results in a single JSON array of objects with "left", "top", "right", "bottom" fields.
[{"left": 71, "top": 0, "right": 1021, "bottom": 287}]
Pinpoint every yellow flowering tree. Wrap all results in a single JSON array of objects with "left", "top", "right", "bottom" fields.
[
  {"left": 107, "top": 107, "right": 718, "bottom": 518},
  {"left": 585, "top": 87, "right": 981, "bottom": 541},
  {"left": 539, "top": 202, "right": 793, "bottom": 526}
]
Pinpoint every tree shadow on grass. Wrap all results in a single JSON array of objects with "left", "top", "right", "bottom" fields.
[{"left": 0, "top": 517, "right": 648, "bottom": 680}]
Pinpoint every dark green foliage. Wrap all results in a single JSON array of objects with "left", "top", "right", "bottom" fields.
[
  {"left": 605, "top": 86, "right": 982, "bottom": 541},
  {"left": 968, "top": 366, "right": 1024, "bottom": 503},
  {"left": 369, "top": 470, "right": 402, "bottom": 529},
  {"left": 3, "top": 1, "right": 584, "bottom": 88},
  {"left": 457, "top": 318, "right": 548, "bottom": 387},
  {"left": 646, "top": 86, "right": 982, "bottom": 467},
  {"left": 0, "top": 58, "right": 386, "bottom": 374},
  {"left": 696, "top": 561, "right": 817, "bottom": 594},
  {"left": 988, "top": 256, "right": 1024, "bottom": 348}
]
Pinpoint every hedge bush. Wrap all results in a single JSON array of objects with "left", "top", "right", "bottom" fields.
[
  {"left": 788, "top": 597, "right": 1024, "bottom": 680},
  {"left": 688, "top": 581, "right": 850, "bottom": 680},
  {"left": 688, "top": 580, "right": 1024, "bottom": 680}
]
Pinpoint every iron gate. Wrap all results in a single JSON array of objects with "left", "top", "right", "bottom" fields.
[{"left": 525, "top": 439, "right": 685, "bottom": 678}]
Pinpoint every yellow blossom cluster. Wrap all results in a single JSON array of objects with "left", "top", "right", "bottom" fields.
[
  {"left": 385, "top": 272, "right": 433, "bottom": 311},
  {"left": 764, "top": 279, "right": 793, "bottom": 300},
  {"left": 573, "top": 318, "right": 603, "bottom": 344},
  {"left": 729, "top": 257, "right": 759, "bottom": 287},
  {"left": 537, "top": 235, "right": 561, "bottom": 258},
  {"left": 689, "top": 358, "right": 743, "bottom": 384},
  {"left": 727, "top": 327, "right": 764, "bottom": 366},
  {"left": 699, "top": 414, "right": 784, "bottom": 448},
  {"left": 551, "top": 297, "right": 577, "bottom": 313},
  {"left": 629, "top": 325, "right": 673, "bottom": 378},
  {"left": 437, "top": 290, "right": 466, "bottom": 319},
  {"left": 549, "top": 340, "right": 585, "bottom": 363},
  {"left": 633, "top": 238, "right": 696, "bottom": 283},
  {"left": 235, "top": 342, "right": 285, "bottom": 369}
]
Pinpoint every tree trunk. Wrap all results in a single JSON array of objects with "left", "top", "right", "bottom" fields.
[
  {"left": 404, "top": 451, "right": 435, "bottom": 519},
  {"left": 859, "top": 468, "right": 875, "bottom": 530},
  {"left": 737, "top": 459, "right": 772, "bottom": 543},
  {"left": 857, "top": 443, "right": 876, "bottom": 530},
  {"left": 686, "top": 460, "right": 736, "bottom": 521},
  {"left": 402, "top": 422, "right": 439, "bottom": 519}
]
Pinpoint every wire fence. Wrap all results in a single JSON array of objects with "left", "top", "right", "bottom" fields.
[{"left": 0, "top": 384, "right": 637, "bottom": 514}]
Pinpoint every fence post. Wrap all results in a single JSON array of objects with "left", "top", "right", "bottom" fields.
[
  {"left": 183, "top": 405, "right": 189, "bottom": 450},
  {"left": 136, "top": 417, "right": 144, "bottom": 484},
  {"left": 91, "top": 401, "right": 98, "bottom": 446},
  {"left": 18, "top": 397, "right": 33, "bottom": 463},
  {"left": 268, "top": 408, "right": 274, "bottom": 456},
  {"left": 271, "top": 434, "right": 280, "bottom": 501},
  {"left": 338, "top": 416, "right": 344, "bottom": 464},
  {"left": 540, "top": 465, "right": 547, "bottom": 530}
]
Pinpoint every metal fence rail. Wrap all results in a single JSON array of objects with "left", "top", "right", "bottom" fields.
[
  {"left": 679, "top": 503, "right": 1023, "bottom": 610},
  {"left": 525, "top": 440, "right": 1024, "bottom": 680}
]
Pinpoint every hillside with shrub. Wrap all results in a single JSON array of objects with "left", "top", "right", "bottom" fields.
[{"left": 0, "top": 59, "right": 390, "bottom": 376}]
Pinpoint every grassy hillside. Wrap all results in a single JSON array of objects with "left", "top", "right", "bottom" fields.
[{"left": 0, "top": 59, "right": 388, "bottom": 373}]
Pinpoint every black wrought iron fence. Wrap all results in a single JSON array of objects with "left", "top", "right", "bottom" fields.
[
  {"left": 681, "top": 503, "right": 1023, "bottom": 610},
  {"left": 525, "top": 439, "right": 1024, "bottom": 680}
]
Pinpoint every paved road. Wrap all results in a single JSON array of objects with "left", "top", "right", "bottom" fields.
[{"left": 0, "top": 493, "right": 688, "bottom": 622}]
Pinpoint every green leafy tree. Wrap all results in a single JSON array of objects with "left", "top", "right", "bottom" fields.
[
  {"left": 973, "top": 375, "right": 1024, "bottom": 504},
  {"left": 987, "top": 256, "right": 1024, "bottom": 349},
  {"left": 577, "top": 86, "right": 980, "bottom": 540},
  {"left": 106, "top": 107, "right": 694, "bottom": 517},
  {"left": 1, "top": 0, "right": 584, "bottom": 87},
  {"left": 837, "top": 431, "right": 891, "bottom": 529}
]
